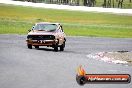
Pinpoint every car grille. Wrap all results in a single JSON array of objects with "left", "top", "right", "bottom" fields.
[{"left": 27, "top": 35, "right": 55, "bottom": 40}]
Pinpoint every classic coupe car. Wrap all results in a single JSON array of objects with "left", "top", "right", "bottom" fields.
[{"left": 26, "top": 22, "right": 66, "bottom": 51}]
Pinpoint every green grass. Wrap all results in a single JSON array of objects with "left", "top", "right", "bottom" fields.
[{"left": 0, "top": 4, "right": 132, "bottom": 37}]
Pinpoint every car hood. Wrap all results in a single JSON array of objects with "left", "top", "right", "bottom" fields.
[{"left": 28, "top": 30, "right": 56, "bottom": 35}]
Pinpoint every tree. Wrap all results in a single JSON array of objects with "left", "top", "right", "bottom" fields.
[
  {"left": 84, "top": 0, "right": 87, "bottom": 6},
  {"left": 107, "top": 0, "right": 111, "bottom": 8},
  {"left": 118, "top": 0, "right": 124, "bottom": 8},
  {"left": 103, "top": 0, "right": 107, "bottom": 7}
]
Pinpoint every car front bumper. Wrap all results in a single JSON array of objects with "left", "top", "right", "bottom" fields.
[{"left": 26, "top": 39, "right": 58, "bottom": 46}]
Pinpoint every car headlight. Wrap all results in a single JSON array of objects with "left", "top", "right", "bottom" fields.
[{"left": 27, "top": 35, "right": 32, "bottom": 39}]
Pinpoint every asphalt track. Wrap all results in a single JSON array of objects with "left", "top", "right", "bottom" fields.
[{"left": 0, "top": 34, "right": 132, "bottom": 88}]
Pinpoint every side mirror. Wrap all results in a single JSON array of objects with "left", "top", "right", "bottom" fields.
[
  {"left": 28, "top": 26, "right": 35, "bottom": 32},
  {"left": 60, "top": 25, "right": 64, "bottom": 32},
  {"left": 62, "top": 29, "right": 64, "bottom": 32},
  {"left": 28, "top": 29, "right": 31, "bottom": 32}
]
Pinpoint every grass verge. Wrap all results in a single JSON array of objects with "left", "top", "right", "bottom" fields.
[{"left": 0, "top": 4, "right": 132, "bottom": 38}]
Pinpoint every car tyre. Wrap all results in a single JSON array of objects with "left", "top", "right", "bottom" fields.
[
  {"left": 60, "top": 42, "right": 65, "bottom": 51},
  {"left": 28, "top": 44, "right": 32, "bottom": 49},
  {"left": 35, "top": 46, "right": 39, "bottom": 49},
  {"left": 54, "top": 45, "right": 58, "bottom": 52}
]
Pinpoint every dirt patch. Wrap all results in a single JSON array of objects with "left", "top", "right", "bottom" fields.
[
  {"left": 104, "top": 51, "right": 132, "bottom": 66},
  {"left": 87, "top": 51, "right": 132, "bottom": 66}
]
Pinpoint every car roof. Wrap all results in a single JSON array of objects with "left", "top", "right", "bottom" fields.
[{"left": 36, "top": 22, "right": 60, "bottom": 25}]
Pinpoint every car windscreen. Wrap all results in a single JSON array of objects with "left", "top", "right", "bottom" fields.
[{"left": 33, "top": 24, "right": 57, "bottom": 31}]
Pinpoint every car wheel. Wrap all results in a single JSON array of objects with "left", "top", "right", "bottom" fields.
[
  {"left": 54, "top": 45, "right": 58, "bottom": 52},
  {"left": 27, "top": 44, "right": 32, "bottom": 49},
  {"left": 60, "top": 42, "right": 65, "bottom": 51},
  {"left": 34, "top": 46, "right": 39, "bottom": 49}
]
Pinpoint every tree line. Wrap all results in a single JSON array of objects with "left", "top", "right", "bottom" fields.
[{"left": 14, "top": 0, "right": 132, "bottom": 8}]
